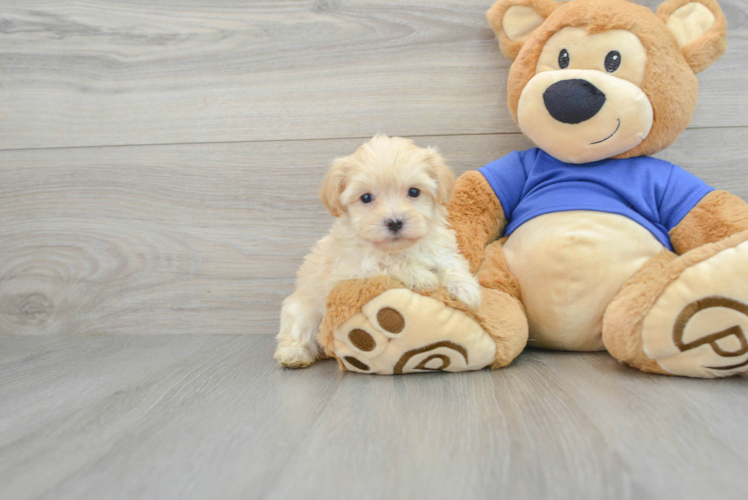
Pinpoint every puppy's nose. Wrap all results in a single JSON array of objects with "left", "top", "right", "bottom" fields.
[
  {"left": 543, "top": 79, "right": 606, "bottom": 124},
  {"left": 385, "top": 219, "right": 404, "bottom": 233}
]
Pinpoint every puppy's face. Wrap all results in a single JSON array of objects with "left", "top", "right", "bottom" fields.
[{"left": 320, "top": 135, "right": 455, "bottom": 252}]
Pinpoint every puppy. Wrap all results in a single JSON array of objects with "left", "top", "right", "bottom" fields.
[{"left": 275, "top": 135, "right": 481, "bottom": 368}]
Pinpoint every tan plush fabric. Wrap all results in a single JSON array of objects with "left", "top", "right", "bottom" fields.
[
  {"left": 640, "top": 240, "right": 748, "bottom": 377},
  {"left": 487, "top": 0, "right": 561, "bottom": 60},
  {"left": 333, "top": 289, "right": 498, "bottom": 374},
  {"left": 502, "top": 211, "right": 664, "bottom": 351},
  {"left": 502, "top": 6, "right": 547, "bottom": 43},
  {"left": 657, "top": 0, "right": 728, "bottom": 73},
  {"left": 670, "top": 191, "right": 748, "bottom": 255},
  {"left": 602, "top": 250, "right": 679, "bottom": 375},
  {"left": 447, "top": 171, "right": 506, "bottom": 273},
  {"left": 603, "top": 230, "right": 748, "bottom": 375}
]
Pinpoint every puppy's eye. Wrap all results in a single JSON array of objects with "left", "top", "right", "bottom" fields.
[
  {"left": 605, "top": 51, "right": 621, "bottom": 72},
  {"left": 408, "top": 188, "right": 420, "bottom": 198},
  {"left": 558, "top": 49, "right": 570, "bottom": 69},
  {"left": 360, "top": 193, "right": 373, "bottom": 203}
]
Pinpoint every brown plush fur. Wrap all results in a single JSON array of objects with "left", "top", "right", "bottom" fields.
[
  {"left": 603, "top": 229, "right": 748, "bottom": 374},
  {"left": 475, "top": 288, "right": 529, "bottom": 368},
  {"left": 318, "top": 276, "right": 528, "bottom": 370},
  {"left": 447, "top": 171, "right": 506, "bottom": 273},
  {"left": 476, "top": 239, "right": 522, "bottom": 301},
  {"left": 670, "top": 190, "right": 748, "bottom": 255},
  {"left": 602, "top": 250, "right": 678, "bottom": 375},
  {"left": 491, "top": 0, "right": 728, "bottom": 159}
]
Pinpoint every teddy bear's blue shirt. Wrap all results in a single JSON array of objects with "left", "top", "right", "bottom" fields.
[{"left": 478, "top": 148, "right": 714, "bottom": 251}]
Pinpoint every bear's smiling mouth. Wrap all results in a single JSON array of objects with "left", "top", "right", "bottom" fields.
[{"left": 590, "top": 118, "right": 621, "bottom": 145}]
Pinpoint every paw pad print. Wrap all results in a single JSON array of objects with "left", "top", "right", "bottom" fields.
[
  {"left": 348, "top": 329, "right": 376, "bottom": 351},
  {"left": 376, "top": 307, "right": 404, "bottom": 335}
]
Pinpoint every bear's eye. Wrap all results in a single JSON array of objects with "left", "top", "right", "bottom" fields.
[
  {"left": 558, "top": 49, "right": 570, "bottom": 69},
  {"left": 361, "top": 193, "right": 373, "bottom": 203},
  {"left": 605, "top": 51, "right": 621, "bottom": 72}
]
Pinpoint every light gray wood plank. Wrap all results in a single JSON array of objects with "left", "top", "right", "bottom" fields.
[
  {"left": 0, "top": 335, "right": 235, "bottom": 448},
  {"left": 0, "top": 335, "right": 341, "bottom": 500},
  {"left": 0, "top": 335, "right": 746, "bottom": 500},
  {"left": 269, "top": 348, "right": 748, "bottom": 500},
  {"left": 1, "top": 129, "right": 746, "bottom": 336},
  {"left": 0, "top": 0, "right": 745, "bottom": 150}
]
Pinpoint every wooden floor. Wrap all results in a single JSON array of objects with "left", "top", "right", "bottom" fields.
[
  {"left": 1, "top": 1, "right": 748, "bottom": 498},
  {"left": 1, "top": 335, "right": 747, "bottom": 500}
]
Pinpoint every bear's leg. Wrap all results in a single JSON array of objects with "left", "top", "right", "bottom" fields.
[
  {"left": 474, "top": 239, "right": 529, "bottom": 367},
  {"left": 603, "top": 230, "right": 748, "bottom": 378},
  {"left": 318, "top": 271, "right": 527, "bottom": 375}
]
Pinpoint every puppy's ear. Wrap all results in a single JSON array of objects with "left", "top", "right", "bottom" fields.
[
  {"left": 425, "top": 148, "right": 455, "bottom": 206},
  {"left": 487, "top": 0, "right": 560, "bottom": 60},
  {"left": 320, "top": 157, "right": 348, "bottom": 217},
  {"left": 657, "top": 0, "right": 727, "bottom": 73}
]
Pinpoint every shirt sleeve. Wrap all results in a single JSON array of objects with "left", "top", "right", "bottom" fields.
[
  {"left": 477, "top": 150, "right": 531, "bottom": 221},
  {"left": 659, "top": 164, "right": 715, "bottom": 231}
]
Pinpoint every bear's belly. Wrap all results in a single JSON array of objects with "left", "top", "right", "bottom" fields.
[{"left": 502, "top": 211, "right": 665, "bottom": 351}]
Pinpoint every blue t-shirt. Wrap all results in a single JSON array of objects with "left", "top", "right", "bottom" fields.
[{"left": 478, "top": 148, "right": 713, "bottom": 251}]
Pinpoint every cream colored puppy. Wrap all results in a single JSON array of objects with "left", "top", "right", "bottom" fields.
[{"left": 275, "top": 135, "right": 481, "bottom": 368}]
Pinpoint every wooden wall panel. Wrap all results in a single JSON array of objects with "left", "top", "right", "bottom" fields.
[
  {"left": 0, "top": 0, "right": 745, "bottom": 149},
  {"left": 0, "top": 128, "right": 745, "bottom": 335}
]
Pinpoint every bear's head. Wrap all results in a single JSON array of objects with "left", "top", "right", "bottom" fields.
[{"left": 487, "top": 0, "right": 727, "bottom": 163}]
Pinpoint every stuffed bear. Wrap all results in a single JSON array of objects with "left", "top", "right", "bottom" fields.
[{"left": 318, "top": 0, "right": 748, "bottom": 378}]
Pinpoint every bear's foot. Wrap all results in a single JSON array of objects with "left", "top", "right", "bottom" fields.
[
  {"left": 605, "top": 232, "right": 748, "bottom": 378},
  {"left": 319, "top": 276, "right": 527, "bottom": 375},
  {"left": 641, "top": 238, "right": 748, "bottom": 378},
  {"left": 333, "top": 289, "right": 497, "bottom": 374}
]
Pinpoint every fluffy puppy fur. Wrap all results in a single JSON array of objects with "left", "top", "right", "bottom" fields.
[{"left": 275, "top": 135, "right": 481, "bottom": 368}]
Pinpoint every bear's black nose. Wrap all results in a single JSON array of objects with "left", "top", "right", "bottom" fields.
[{"left": 543, "top": 79, "right": 606, "bottom": 124}]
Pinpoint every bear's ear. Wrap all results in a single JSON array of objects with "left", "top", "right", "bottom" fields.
[
  {"left": 486, "top": 0, "right": 560, "bottom": 60},
  {"left": 657, "top": 0, "right": 727, "bottom": 73}
]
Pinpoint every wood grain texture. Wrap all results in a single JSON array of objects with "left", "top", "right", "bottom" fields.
[
  {"left": 0, "top": 335, "right": 746, "bottom": 500},
  {"left": 1, "top": 129, "right": 746, "bottom": 336},
  {"left": 0, "top": 0, "right": 746, "bottom": 150}
]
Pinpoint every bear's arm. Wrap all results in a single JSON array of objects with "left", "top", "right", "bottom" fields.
[
  {"left": 447, "top": 171, "right": 507, "bottom": 273},
  {"left": 669, "top": 190, "right": 748, "bottom": 255}
]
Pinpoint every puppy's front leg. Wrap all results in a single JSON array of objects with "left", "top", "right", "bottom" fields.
[
  {"left": 275, "top": 291, "right": 323, "bottom": 368},
  {"left": 392, "top": 265, "right": 439, "bottom": 292},
  {"left": 439, "top": 258, "right": 482, "bottom": 310}
]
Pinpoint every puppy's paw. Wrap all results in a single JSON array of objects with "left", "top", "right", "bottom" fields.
[
  {"left": 274, "top": 344, "right": 317, "bottom": 369},
  {"left": 405, "top": 269, "right": 440, "bottom": 292},
  {"left": 445, "top": 279, "right": 482, "bottom": 310}
]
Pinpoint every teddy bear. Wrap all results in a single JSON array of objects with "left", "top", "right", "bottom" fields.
[{"left": 316, "top": 0, "right": 748, "bottom": 378}]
